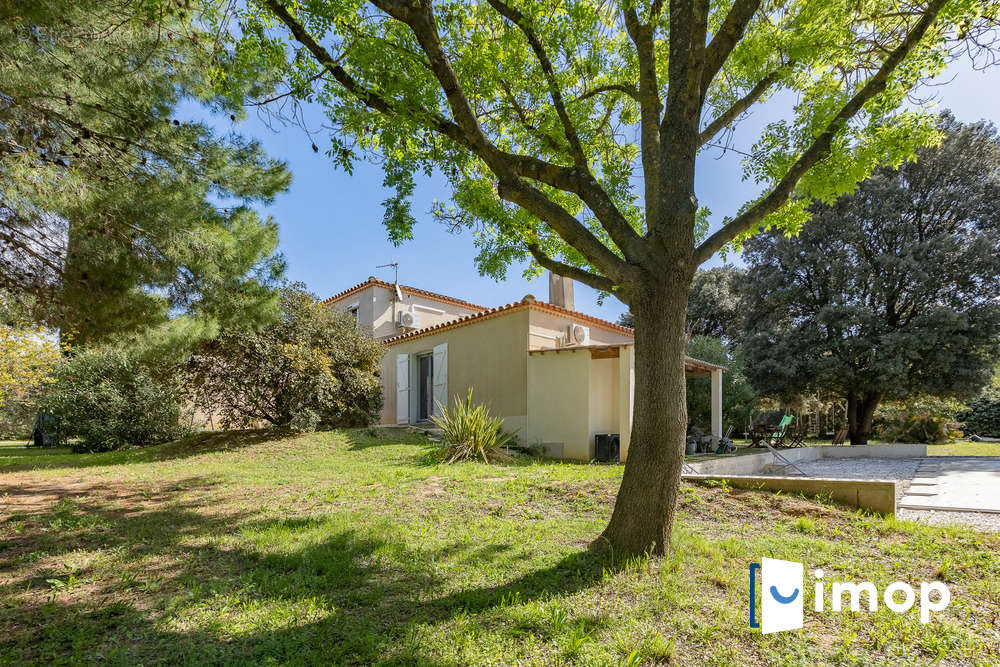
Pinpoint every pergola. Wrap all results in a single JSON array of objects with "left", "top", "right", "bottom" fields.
[{"left": 545, "top": 344, "right": 726, "bottom": 453}]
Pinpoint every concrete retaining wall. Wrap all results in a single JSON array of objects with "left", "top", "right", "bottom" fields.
[
  {"left": 683, "top": 474, "right": 897, "bottom": 514},
  {"left": 680, "top": 444, "right": 924, "bottom": 514}
]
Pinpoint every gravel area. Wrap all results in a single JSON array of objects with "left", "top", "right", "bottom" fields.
[
  {"left": 781, "top": 458, "right": 923, "bottom": 484},
  {"left": 896, "top": 507, "right": 1000, "bottom": 531},
  {"left": 769, "top": 457, "right": 1000, "bottom": 531}
]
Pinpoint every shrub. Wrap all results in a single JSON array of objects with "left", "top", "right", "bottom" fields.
[
  {"left": 875, "top": 398, "right": 964, "bottom": 444},
  {"left": 959, "top": 388, "right": 1000, "bottom": 437},
  {"left": 431, "top": 389, "right": 512, "bottom": 463},
  {"left": 0, "top": 399, "right": 39, "bottom": 440},
  {"left": 0, "top": 324, "right": 61, "bottom": 438},
  {"left": 185, "top": 284, "right": 384, "bottom": 431},
  {"left": 42, "top": 347, "right": 185, "bottom": 452}
]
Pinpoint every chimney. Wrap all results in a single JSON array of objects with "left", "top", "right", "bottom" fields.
[{"left": 548, "top": 272, "right": 575, "bottom": 311}]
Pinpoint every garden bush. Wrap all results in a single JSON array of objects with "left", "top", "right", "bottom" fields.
[
  {"left": 875, "top": 398, "right": 964, "bottom": 444},
  {"left": 959, "top": 389, "right": 1000, "bottom": 437},
  {"left": 0, "top": 323, "right": 61, "bottom": 439},
  {"left": 42, "top": 347, "right": 185, "bottom": 452},
  {"left": 185, "top": 284, "right": 384, "bottom": 431},
  {"left": 431, "top": 389, "right": 512, "bottom": 463}
]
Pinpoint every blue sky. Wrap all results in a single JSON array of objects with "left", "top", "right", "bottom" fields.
[{"left": 210, "top": 61, "right": 1000, "bottom": 323}]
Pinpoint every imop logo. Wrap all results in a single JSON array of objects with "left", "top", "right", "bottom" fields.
[
  {"left": 750, "top": 557, "right": 804, "bottom": 633},
  {"left": 750, "top": 557, "right": 952, "bottom": 634}
]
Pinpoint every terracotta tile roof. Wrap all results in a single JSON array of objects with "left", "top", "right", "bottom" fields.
[
  {"left": 322, "top": 277, "right": 487, "bottom": 312},
  {"left": 526, "top": 298, "right": 634, "bottom": 336},
  {"left": 383, "top": 296, "right": 722, "bottom": 372},
  {"left": 383, "top": 295, "right": 634, "bottom": 345}
]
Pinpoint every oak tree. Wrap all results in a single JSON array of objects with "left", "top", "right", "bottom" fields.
[{"left": 742, "top": 114, "right": 1000, "bottom": 444}]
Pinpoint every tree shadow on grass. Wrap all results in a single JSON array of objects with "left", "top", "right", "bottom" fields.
[
  {"left": 0, "top": 429, "right": 297, "bottom": 474},
  {"left": 1, "top": 489, "right": 619, "bottom": 665}
]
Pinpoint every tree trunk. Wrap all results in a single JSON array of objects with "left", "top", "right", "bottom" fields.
[
  {"left": 600, "top": 278, "right": 690, "bottom": 556},
  {"left": 847, "top": 391, "right": 881, "bottom": 445}
]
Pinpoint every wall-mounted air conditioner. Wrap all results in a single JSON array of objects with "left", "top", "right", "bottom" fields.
[
  {"left": 398, "top": 309, "right": 420, "bottom": 329},
  {"left": 565, "top": 323, "right": 589, "bottom": 346}
]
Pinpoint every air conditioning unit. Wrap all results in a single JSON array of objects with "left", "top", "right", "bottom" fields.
[
  {"left": 594, "top": 433, "right": 620, "bottom": 463},
  {"left": 565, "top": 323, "right": 589, "bottom": 346},
  {"left": 398, "top": 309, "right": 420, "bottom": 329}
]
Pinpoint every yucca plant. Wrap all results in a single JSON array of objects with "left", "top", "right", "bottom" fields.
[{"left": 431, "top": 388, "right": 512, "bottom": 463}]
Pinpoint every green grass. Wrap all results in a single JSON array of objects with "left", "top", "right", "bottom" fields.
[
  {"left": 2, "top": 430, "right": 999, "bottom": 665},
  {"left": 927, "top": 441, "right": 1000, "bottom": 457}
]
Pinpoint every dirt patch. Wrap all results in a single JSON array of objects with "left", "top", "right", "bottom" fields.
[
  {"left": 415, "top": 476, "right": 446, "bottom": 498},
  {"left": 777, "top": 498, "right": 837, "bottom": 518},
  {"left": 1, "top": 480, "right": 101, "bottom": 517}
]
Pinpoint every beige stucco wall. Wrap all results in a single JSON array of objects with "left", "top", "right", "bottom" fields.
[
  {"left": 524, "top": 351, "right": 625, "bottom": 461},
  {"left": 379, "top": 309, "right": 530, "bottom": 435},
  {"left": 328, "top": 284, "right": 482, "bottom": 340},
  {"left": 527, "top": 308, "right": 633, "bottom": 350},
  {"left": 589, "top": 357, "right": 619, "bottom": 443},
  {"left": 525, "top": 349, "right": 592, "bottom": 459},
  {"left": 327, "top": 285, "right": 378, "bottom": 337}
]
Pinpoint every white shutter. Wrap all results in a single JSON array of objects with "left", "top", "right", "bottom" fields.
[
  {"left": 395, "top": 354, "right": 409, "bottom": 424},
  {"left": 432, "top": 343, "right": 448, "bottom": 415}
]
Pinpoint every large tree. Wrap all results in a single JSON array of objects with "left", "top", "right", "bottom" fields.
[
  {"left": 223, "top": 0, "right": 997, "bottom": 554},
  {"left": 0, "top": 0, "right": 290, "bottom": 345},
  {"left": 742, "top": 114, "right": 1000, "bottom": 444}
]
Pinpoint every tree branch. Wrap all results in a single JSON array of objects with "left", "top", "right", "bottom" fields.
[
  {"left": 526, "top": 243, "right": 619, "bottom": 295},
  {"left": 694, "top": 0, "right": 951, "bottom": 265},
  {"left": 623, "top": 7, "right": 664, "bottom": 232},
  {"left": 654, "top": 0, "right": 710, "bottom": 240},
  {"left": 574, "top": 83, "right": 640, "bottom": 104},
  {"left": 698, "top": 67, "right": 783, "bottom": 145},
  {"left": 266, "top": 0, "right": 634, "bottom": 279},
  {"left": 701, "top": 0, "right": 763, "bottom": 95},
  {"left": 486, "top": 0, "right": 588, "bottom": 168},
  {"left": 496, "top": 178, "right": 631, "bottom": 283}
]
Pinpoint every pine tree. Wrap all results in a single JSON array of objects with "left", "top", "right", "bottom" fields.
[{"left": 0, "top": 0, "right": 290, "bottom": 345}]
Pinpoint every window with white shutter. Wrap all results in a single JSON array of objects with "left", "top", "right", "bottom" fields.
[
  {"left": 431, "top": 343, "right": 448, "bottom": 415},
  {"left": 395, "top": 353, "right": 409, "bottom": 424}
]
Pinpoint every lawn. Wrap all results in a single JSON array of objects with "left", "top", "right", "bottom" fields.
[
  {"left": 927, "top": 441, "right": 1000, "bottom": 457},
  {"left": 1, "top": 430, "right": 998, "bottom": 665}
]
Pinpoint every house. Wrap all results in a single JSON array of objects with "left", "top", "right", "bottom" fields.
[
  {"left": 321, "top": 276, "right": 487, "bottom": 340},
  {"left": 324, "top": 275, "right": 724, "bottom": 461}
]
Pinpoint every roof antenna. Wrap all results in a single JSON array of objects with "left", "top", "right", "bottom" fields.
[{"left": 376, "top": 261, "right": 403, "bottom": 301}]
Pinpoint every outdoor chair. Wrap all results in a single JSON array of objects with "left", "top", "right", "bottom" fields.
[
  {"left": 783, "top": 423, "right": 808, "bottom": 448},
  {"left": 769, "top": 414, "right": 795, "bottom": 447},
  {"left": 758, "top": 414, "right": 810, "bottom": 476},
  {"left": 749, "top": 414, "right": 794, "bottom": 448}
]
